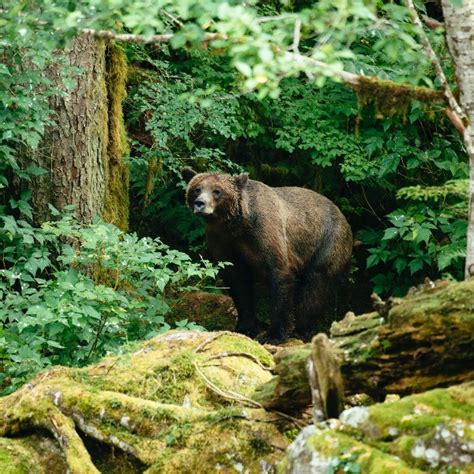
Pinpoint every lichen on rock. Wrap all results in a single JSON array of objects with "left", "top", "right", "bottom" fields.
[{"left": 280, "top": 382, "right": 474, "bottom": 473}]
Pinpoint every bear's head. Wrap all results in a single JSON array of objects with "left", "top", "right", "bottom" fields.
[{"left": 182, "top": 167, "right": 249, "bottom": 222}]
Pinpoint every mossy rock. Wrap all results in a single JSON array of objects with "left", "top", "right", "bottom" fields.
[
  {"left": 280, "top": 382, "right": 474, "bottom": 473},
  {"left": 0, "top": 330, "right": 291, "bottom": 473},
  {"left": 168, "top": 292, "right": 237, "bottom": 331}
]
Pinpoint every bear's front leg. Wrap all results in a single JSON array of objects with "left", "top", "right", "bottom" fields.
[
  {"left": 222, "top": 264, "right": 258, "bottom": 337},
  {"left": 260, "top": 270, "right": 295, "bottom": 344}
]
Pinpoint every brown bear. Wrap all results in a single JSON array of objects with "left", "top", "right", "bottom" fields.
[{"left": 182, "top": 167, "right": 352, "bottom": 343}]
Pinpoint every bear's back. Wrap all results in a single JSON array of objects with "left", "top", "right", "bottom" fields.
[
  {"left": 243, "top": 181, "right": 351, "bottom": 269},
  {"left": 247, "top": 181, "right": 343, "bottom": 228}
]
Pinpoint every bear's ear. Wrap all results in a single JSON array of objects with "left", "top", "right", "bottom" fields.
[
  {"left": 234, "top": 172, "right": 249, "bottom": 189},
  {"left": 181, "top": 167, "right": 197, "bottom": 183}
]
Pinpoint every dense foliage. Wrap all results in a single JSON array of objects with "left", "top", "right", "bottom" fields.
[
  {"left": 0, "top": 207, "right": 220, "bottom": 394},
  {"left": 125, "top": 43, "right": 466, "bottom": 298},
  {"left": 0, "top": 0, "right": 469, "bottom": 394}
]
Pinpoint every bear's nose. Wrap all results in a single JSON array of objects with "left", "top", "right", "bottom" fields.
[{"left": 194, "top": 200, "right": 205, "bottom": 213}]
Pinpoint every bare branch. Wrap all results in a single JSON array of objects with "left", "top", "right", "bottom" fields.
[
  {"left": 162, "top": 10, "right": 184, "bottom": 29},
  {"left": 82, "top": 27, "right": 447, "bottom": 111},
  {"left": 81, "top": 28, "right": 223, "bottom": 44},
  {"left": 406, "top": 0, "right": 467, "bottom": 121},
  {"left": 444, "top": 107, "right": 466, "bottom": 135},
  {"left": 292, "top": 19, "right": 302, "bottom": 54},
  {"left": 256, "top": 14, "right": 293, "bottom": 23},
  {"left": 421, "top": 14, "right": 444, "bottom": 30}
]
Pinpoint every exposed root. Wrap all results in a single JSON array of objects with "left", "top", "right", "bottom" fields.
[
  {"left": 48, "top": 408, "right": 99, "bottom": 474},
  {"left": 0, "top": 331, "right": 289, "bottom": 472},
  {"left": 194, "top": 360, "right": 263, "bottom": 408},
  {"left": 194, "top": 361, "right": 303, "bottom": 427},
  {"left": 205, "top": 351, "right": 274, "bottom": 370},
  {"left": 193, "top": 331, "right": 240, "bottom": 353}
]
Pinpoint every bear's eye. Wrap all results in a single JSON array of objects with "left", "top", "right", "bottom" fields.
[
  {"left": 194, "top": 187, "right": 202, "bottom": 194},
  {"left": 212, "top": 189, "right": 221, "bottom": 198}
]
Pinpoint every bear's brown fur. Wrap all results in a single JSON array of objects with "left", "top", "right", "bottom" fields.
[{"left": 182, "top": 167, "right": 353, "bottom": 343}]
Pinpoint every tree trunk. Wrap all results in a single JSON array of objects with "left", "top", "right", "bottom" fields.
[
  {"left": 253, "top": 279, "right": 474, "bottom": 413},
  {"left": 441, "top": 0, "right": 474, "bottom": 278},
  {"left": 28, "top": 35, "right": 129, "bottom": 229}
]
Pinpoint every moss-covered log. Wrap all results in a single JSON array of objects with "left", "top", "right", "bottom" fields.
[
  {"left": 0, "top": 331, "right": 294, "bottom": 473},
  {"left": 253, "top": 279, "right": 474, "bottom": 412},
  {"left": 280, "top": 382, "right": 474, "bottom": 473}
]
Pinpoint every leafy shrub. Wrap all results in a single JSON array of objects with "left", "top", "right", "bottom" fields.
[
  {"left": 125, "top": 46, "right": 246, "bottom": 247},
  {"left": 360, "top": 180, "right": 467, "bottom": 296},
  {"left": 0, "top": 209, "right": 223, "bottom": 394}
]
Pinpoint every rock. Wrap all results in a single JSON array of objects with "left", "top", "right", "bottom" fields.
[
  {"left": 279, "top": 382, "right": 474, "bottom": 473},
  {"left": 168, "top": 292, "right": 237, "bottom": 331}
]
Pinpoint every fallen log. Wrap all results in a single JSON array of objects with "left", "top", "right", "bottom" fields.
[{"left": 253, "top": 279, "right": 474, "bottom": 413}]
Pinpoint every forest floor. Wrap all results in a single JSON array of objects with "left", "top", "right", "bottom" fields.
[{"left": 1, "top": 280, "right": 473, "bottom": 473}]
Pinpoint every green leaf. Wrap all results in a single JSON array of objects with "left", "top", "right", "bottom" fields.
[
  {"left": 366, "top": 254, "right": 379, "bottom": 268},
  {"left": 382, "top": 228, "right": 399, "bottom": 240},
  {"left": 416, "top": 227, "right": 432, "bottom": 244},
  {"left": 47, "top": 340, "right": 65, "bottom": 349},
  {"left": 25, "top": 166, "right": 47, "bottom": 176}
]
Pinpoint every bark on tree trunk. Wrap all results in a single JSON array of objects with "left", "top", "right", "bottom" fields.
[
  {"left": 28, "top": 35, "right": 129, "bottom": 229},
  {"left": 252, "top": 279, "right": 474, "bottom": 413},
  {"left": 441, "top": 0, "right": 474, "bottom": 278}
]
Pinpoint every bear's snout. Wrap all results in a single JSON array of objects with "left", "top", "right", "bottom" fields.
[{"left": 194, "top": 199, "right": 206, "bottom": 213}]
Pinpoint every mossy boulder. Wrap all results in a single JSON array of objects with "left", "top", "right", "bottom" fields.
[
  {"left": 280, "top": 382, "right": 474, "bottom": 473},
  {"left": 0, "top": 330, "right": 292, "bottom": 473},
  {"left": 168, "top": 292, "right": 237, "bottom": 331}
]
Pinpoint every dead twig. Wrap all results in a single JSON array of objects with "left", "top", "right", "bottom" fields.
[
  {"left": 194, "top": 361, "right": 303, "bottom": 426},
  {"left": 193, "top": 331, "right": 251, "bottom": 353},
  {"left": 194, "top": 360, "right": 263, "bottom": 408},
  {"left": 205, "top": 351, "right": 274, "bottom": 370},
  {"left": 292, "top": 19, "right": 302, "bottom": 55}
]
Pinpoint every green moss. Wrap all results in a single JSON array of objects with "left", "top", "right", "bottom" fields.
[
  {"left": 203, "top": 407, "right": 244, "bottom": 423},
  {"left": 151, "top": 351, "right": 200, "bottom": 404},
  {"left": 308, "top": 431, "right": 422, "bottom": 473},
  {"left": 0, "top": 331, "right": 288, "bottom": 473},
  {"left": 103, "top": 42, "right": 129, "bottom": 231},
  {"left": 279, "top": 382, "right": 474, "bottom": 473},
  {"left": 0, "top": 438, "right": 42, "bottom": 474},
  {"left": 283, "top": 428, "right": 300, "bottom": 441},
  {"left": 211, "top": 334, "right": 274, "bottom": 368},
  {"left": 339, "top": 384, "right": 472, "bottom": 471},
  {"left": 388, "top": 278, "right": 474, "bottom": 327},
  {"left": 252, "top": 344, "right": 310, "bottom": 408},
  {"left": 249, "top": 436, "right": 272, "bottom": 455},
  {"left": 353, "top": 76, "right": 445, "bottom": 119}
]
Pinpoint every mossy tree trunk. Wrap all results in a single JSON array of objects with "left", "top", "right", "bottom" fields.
[
  {"left": 441, "top": 0, "right": 474, "bottom": 278},
  {"left": 28, "top": 35, "right": 129, "bottom": 229},
  {"left": 253, "top": 280, "right": 474, "bottom": 413}
]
